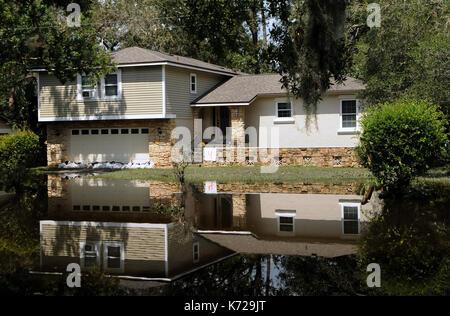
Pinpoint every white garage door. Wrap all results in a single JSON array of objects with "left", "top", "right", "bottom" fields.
[{"left": 70, "top": 127, "right": 150, "bottom": 163}]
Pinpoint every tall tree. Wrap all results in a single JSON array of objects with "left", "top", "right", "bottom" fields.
[
  {"left": 353, "top": 0, "right": 449, "bottom": 110},
  {"left": 268, "top": 0, "right": 351, "bottom": 120},
  {"left": 0, "top": 0, "right": 114, "bottom": 129}
]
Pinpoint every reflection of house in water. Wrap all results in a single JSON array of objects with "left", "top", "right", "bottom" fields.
[
  {"left": 47, "top": 176, "right": 182, "bottom": 222},
  {"left": 41, "top": 177, "right": 234, "bottom": 280},
  {"left": 190, "top": 192, "right": 375, "bottom": 258}
]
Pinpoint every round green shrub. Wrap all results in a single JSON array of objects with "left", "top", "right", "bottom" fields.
[
  {"left": 0, "top": 130, "right": 41, "bottom": 169},
  {"left": 357, "top": 99, "right": 448, "bottom": 193}
]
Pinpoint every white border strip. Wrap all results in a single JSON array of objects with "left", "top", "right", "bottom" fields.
[
  {"left": 162, "top": 65, "right": 166, "bottom": 118},
  {"left": 39, "top": 114, "right": 176, "bottom": 122}
]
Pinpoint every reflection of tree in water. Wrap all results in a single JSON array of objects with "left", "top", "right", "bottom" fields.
[
  {"left": 358, "top": 192, "right": 449, "bottom": 296},
  {"left": 149, "top": 255, "right": 275, "bottom": 296}
]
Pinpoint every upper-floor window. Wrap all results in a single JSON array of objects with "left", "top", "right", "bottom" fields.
[
  {"left": 277, "top": 102, "right": 293, "bottom": 118},
  {"left": 190, "top": 73, "right": 197, "bottom": 94},
  {"left": 101, "top": 70, "right": 122, "bottom": 100},
  {"left": 340, "top": 100, "right": 358, "bottom": 130},
  {"left": 77, "top": 70, "right": 122, "bottom": 102},
  {"left": 79, "top": 75, "right": 99, "bottom": 101}
]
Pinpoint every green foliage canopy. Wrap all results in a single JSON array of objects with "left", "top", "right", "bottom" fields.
[{"left": 357, "top": 99, "right": 448, "bottom": 193}]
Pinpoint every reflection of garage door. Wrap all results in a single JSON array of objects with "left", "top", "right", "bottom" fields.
[{"left": 70, "top": 127, "right": 149, "bottom": 163}]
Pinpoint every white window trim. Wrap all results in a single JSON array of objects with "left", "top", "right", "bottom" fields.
[
  {"left": 190, "top": 73, "right": 197, "bottom": 94},
  {"left": 338, "top": 99, "right": 359, "bottom": 134},
  {"left": 275, "top": 101, "right": 294, "bottom": 123},
  {"left": 101, "top": 70, "right": 122, "bottom": 101},
  {"left": 103, "top": 242, "right": 125, "bottom": 273},
  {"left": 193, "top": 242, "right": 200, "bottom": 263},
  {"left": 77, "top": 75, "right": 99, "bottom": 102},
  {"left": 276, "top": 210, "right": 296, "bottom": 234},
  {"left": 80, "top": 241, "right": 101, "bottom": 269},
  {"left": 340, "top": 202, "right": 361, "bottom": 235}
]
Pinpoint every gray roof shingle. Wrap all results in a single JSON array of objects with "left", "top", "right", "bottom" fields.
[
  {"left": 192, "top": 74, "right": 365, "bottom": 105},
  {"left": 112, "top": 47, "right": 239, "bottom": 75}
]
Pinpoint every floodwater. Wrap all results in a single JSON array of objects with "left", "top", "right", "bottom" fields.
[{"left": 0, "top": 173, "right": 448, "bottom": 296}]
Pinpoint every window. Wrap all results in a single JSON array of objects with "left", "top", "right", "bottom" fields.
[
  {"left": 72, "top": 130, "right": 80, "bottom": 136},
  {"left": 279, "top": 217, "right": 294, "bottom": 232},
  {"left": 91, "top": 129, "right": 99, "bottom": 135},
  {"left": 112, "top": 206, "right": 120, "bottom": 212},
  {"left": 101, "top": 129, "right": 109, "bottom": 135},
  {"left": 73, "top": 205, "right": 81, "bottom": 211},
  {"left": 101, "top": 71, "right": 122, "bottom": 100},
  {"left": 131, "top": 129, "right": 139, "bottom": 135},
  {"left": 78, "top": 75, "right": 98, "bottom": 101},
  {"left": 81, "top": 130, "right": 89, "bottom": 135},
  {"left": 111, "top": 129, "right": 119, "bottom": 135},
  {"left": 276, "top": 211, "right": 296, "bottom": 234},
  {"left": 92, "top": 205, "right": 100, "bottom": 211},
  {"left": 193, "top": 242, "right": 200, "bottom": 263},
  {"left": 141, "top": 128, "right": 149, "bottom": 134},
  {"left": 121, "top": 129, "right": 129, "bottom": 135},
  {"left": 102, "top": 206, "right": 110, "bottom": 211},
  {"left": 190, "top": 74, "right": 197, "bottom": 94},
  {"left": 103, "top": 242, "right": 124, "bottom": 272},
  {"left": 277, "top": 102, "right": 293, "bottom": 118},
  {"left": 122, "top": 206, "right": 130, "bottom": 212},
  {"left": 340, "top": 100, "right": 358, "bottom": 130},
  {"left": 341, "top": 203, "right": 360, "bottom": 235},
  {"left": 80, "top": 242, "right": 100, "bottom": 268},
  {"left": 132, "top": 206, "right": 141, "bottom": 212}
]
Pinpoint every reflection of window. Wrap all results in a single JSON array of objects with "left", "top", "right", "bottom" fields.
[
  {"left": 277, "top": 102, "right": 293, "bottom": 118},
  {"left": 341, "top": 100, "right": 358, "bottom": 129},
  {"left": 103, "top": 242, "right": 124, "bottom": 272},
  {"left": 341, "top": 203, "right": 360, "bottom": 235},
  {"left": 279, "top": 217, "right": 294, "bottom": 232},
  {"left": 80, "top": 242, "right": 100, "bottom": 268},
  {"left": 193, "top": 242, "right": 200, "bottom": 263},
  {"left": 276, "top": 211, "right": 296, "bottom": 233}
]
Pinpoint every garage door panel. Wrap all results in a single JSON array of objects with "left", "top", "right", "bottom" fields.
[{"left": 70, "top": 128, "right": 149, "bottom": 163}]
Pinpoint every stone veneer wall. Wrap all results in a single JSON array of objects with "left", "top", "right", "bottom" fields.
[
  {"left": 202, "top": 147, "right": 360, "bottom": 168},
  {"left": 46, "top": 119, "right": 175, "bottom": 168}
]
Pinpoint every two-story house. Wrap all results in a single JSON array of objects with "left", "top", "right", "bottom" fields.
[{"left": 36, "top": 47, "right": 364, "bottom": 168}]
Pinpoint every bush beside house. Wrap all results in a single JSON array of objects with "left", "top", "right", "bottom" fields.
[
  {"left": 357, "top": 99, "right": 448, "bottom": 193},
  {"left": 0, "top": 130, "right": 41, "bottom": 169}
]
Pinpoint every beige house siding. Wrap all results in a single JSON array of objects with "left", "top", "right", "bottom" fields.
[
  {"left": 165, "top": 66, "right": 227, "bottom": 119},
  {"left": 41, "top": 224, "right": 166, "bottom": 261},
  {"left": 39, "top": 66, "right": 163, "bottom": 120}
]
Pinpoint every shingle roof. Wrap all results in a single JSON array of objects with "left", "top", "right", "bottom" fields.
[
  {"left": 111, "top": 47, "right": 239, "bottom": 75},
  {"left": 192, "top": 74, "right": 365, "bottom": 105}
]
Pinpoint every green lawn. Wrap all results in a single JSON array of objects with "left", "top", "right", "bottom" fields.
[{"left": 92, "top": 166, "right": 375, "bottom": 184}]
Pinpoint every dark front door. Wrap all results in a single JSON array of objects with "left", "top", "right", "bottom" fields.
[{"left": 219, "top": 107, "right": 231, "bottom": 144}]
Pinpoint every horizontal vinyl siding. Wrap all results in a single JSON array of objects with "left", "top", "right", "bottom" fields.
[
  {"left": 166, "top": 66, "right": 227, "bottom": 119},
  {"left": 41, "top": 224, "right": 166, "bottom": 261},
  {"left": 39, "top": 67, "right": 163, "bottom": 119}
]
